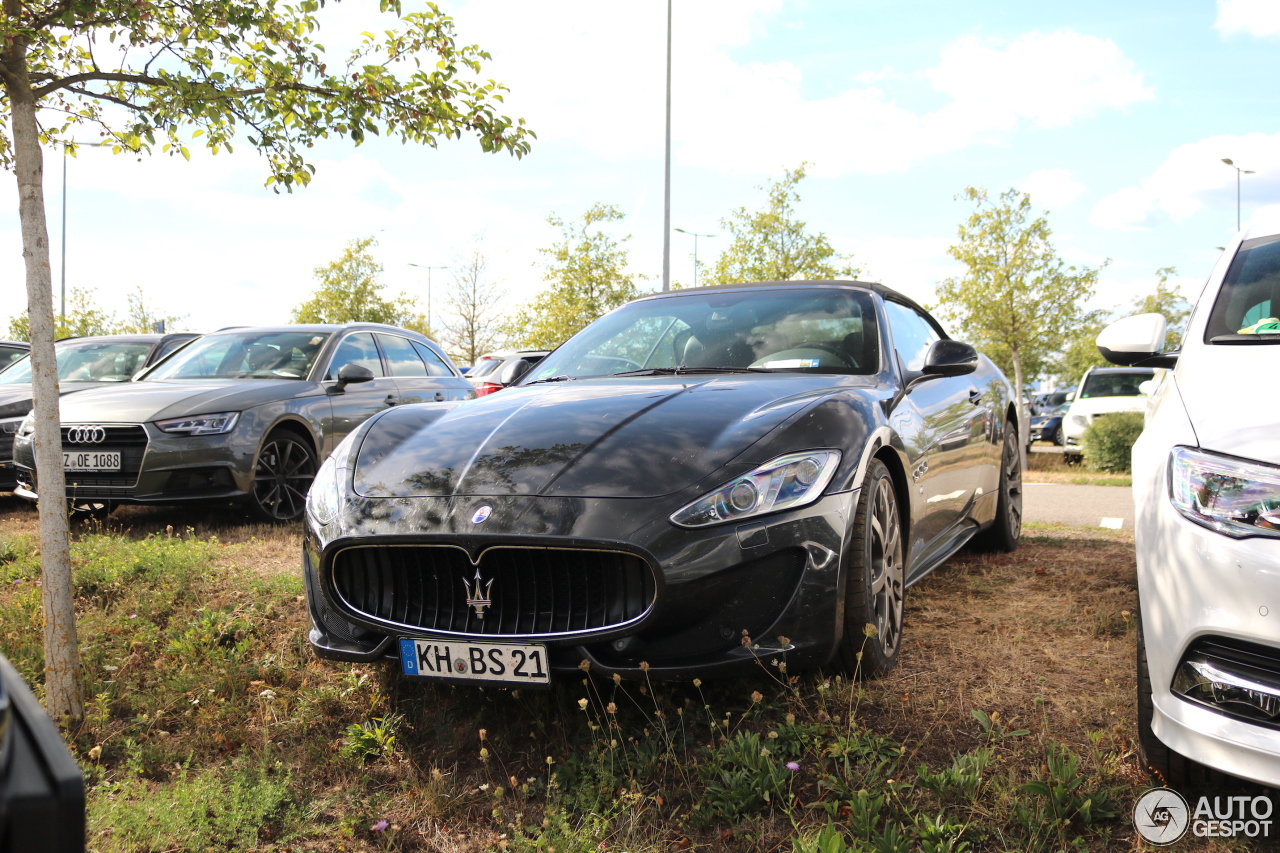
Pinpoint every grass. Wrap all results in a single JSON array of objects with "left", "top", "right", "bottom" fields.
[
  {"left": 1024, "top": 449, "right": 1132, "bottom": 487},
  {"left": 0, "top": 496, "right": 1266, "bottom": 852}
]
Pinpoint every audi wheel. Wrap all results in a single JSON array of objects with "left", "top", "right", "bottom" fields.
[{"left": 250, "top": 431, "right": 318, "bottom": 522}]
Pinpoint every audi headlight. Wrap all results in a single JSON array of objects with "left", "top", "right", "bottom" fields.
[
  {"left": 1170, "top": 447, "right": 1280, "bottom": 539},
  {"left": 670, "top": 450, "right": 841, "bottom": 528},
  {"left": 15, "top": 412, "right": 34, "bottom": 438},
  {"left": 155, "top": 412, "right": 240, "bottom": 435},
  {"left": 0, "top": 416, "right": 23, "bottom": 436}
]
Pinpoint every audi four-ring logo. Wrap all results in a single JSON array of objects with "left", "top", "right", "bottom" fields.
[{"left": 65, "top": 426, "right": 107, "bottom": 444}]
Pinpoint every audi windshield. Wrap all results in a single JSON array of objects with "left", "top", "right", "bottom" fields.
[{"left": 144, "top": 332, "right": 330, "bottom": 381}]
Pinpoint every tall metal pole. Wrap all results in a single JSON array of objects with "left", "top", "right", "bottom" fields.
[
  {"left": 1221, "top": 159, "right": 1254, "bottom": 231},
  {"left": 408, "top": 263, "right": 447, "bottom": 334},
  {"left": 662, "top": 0, "right": 672, "bottom": 292},
  {"left": 675, "top": 228, "right": 715, "bottom": 287}
]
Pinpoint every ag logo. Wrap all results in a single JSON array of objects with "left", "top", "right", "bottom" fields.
[
  {"left": 1134, "top": 787, "right": 1190, "bottom": 845},
  {"left": 471, "top": 505, "right": 492, "bottom": 524}
]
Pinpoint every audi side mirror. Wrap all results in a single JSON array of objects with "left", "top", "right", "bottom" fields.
[{"left": 333, "top": 363, "right": 375, "bottom": 390}]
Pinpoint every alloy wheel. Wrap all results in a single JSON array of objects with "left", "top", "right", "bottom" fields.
[
  {"left": 252, "top": 435, "right": 317, "bottom": 521},
  {"left": 868, "top": 475, "right": 905, "bottom": 657}
]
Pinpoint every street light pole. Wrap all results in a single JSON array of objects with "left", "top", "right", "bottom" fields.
[
  {"left": 674, "top": 228, "right": 715, "bottom": 287},
  {"left": 1221, "top": 158, "right": 1255, "bottom": 231},
  {"left": 408, "top": 263, "right": 447, "bottom": 333},
  {"left": 662, "top": 0, "right": 672, "bottom": 292}
]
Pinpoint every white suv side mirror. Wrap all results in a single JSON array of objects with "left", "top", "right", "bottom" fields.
[{"left": 1096, "top": 313, "right": 1176, "bottom": 368}]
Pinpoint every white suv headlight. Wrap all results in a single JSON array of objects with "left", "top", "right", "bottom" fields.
[
  {"left": 670, "top": 450, "right": 841, "bottom": 528},
  {"left": 1169, "top": 447, "right": 1280, "bottom": 539},
  {"left": 155, "top": 412, "right": 239, "bottom": 435}
]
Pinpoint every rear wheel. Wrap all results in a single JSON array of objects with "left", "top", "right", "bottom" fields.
[
  {"left": 835, "top": 459, "right": 904, "bottom": 679},
  {"left": 973, "top": 421, "right": 1022, "bottom": 552},
  {"left": 1051, "top": 424, "right": 1064, "bottom": 446},
  {"left": 250, "top": 432, "right": 317, "bottom": 522}
]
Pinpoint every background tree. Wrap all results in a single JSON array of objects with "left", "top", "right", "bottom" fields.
[
  {"left": 292, "top": 237, "right": 431, "bottom": 335},
  {"left": 116, "top": 285, "right": 187, "bottom": 334},
  {"left": 1054, "top": 267, "right": 1190, "bottom": 387},
  {"left": 704, "top": 163, "right": 859, "bottom": 285},
  {"left": 505, "top": 204, "right": 643, "bottom": 349},
  {"left": 934, "top": 187, "right": 1105, "bottom": 403},
  {"left": 2, "top": 1, "right": 531, "bottom": 722},
  {"left": 439, "top": 246, "right": 507, "bottom": 365},
  {"left": 7, "top": 287, "right": 116, "bottom": 340}
]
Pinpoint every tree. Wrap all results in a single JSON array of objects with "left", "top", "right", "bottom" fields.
[
  {"left": 439, "top": 246, "right": 507, "bottom": 365},
  {"left": 2, "top": 1, "right": 532, "bottom": 722},
  {"left": 8, "top": 285, "right": 185, "bottom": 340},
  {"left": 704, "top": 163, "right": 859, "bottom": 286},
  {"left": 292, "top": 236, "right": 430, "bottom": 335},
  {"left": 116, "top": 285, "right": 187, "bottom": 334},
  {"left": 934, "top": 187, "right": 1105, "bottom": 404},
  {"left": 1131, "top": 266, "right": 1191, "bottom": 350},
  {"left": 505, "top": 204, "right": 644, "bottom": 349}
]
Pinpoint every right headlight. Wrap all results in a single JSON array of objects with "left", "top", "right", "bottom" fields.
[
  {"left": 670, "top": 450, "right": 841, "bottom": 528},
  {"left": 15, "top": 412, "right": 34, "bottom": 438},
  {"left": 306, "top": 430, "right": 360, "bottom": 526},
  {"left": 1169, "top": 446, "right": 1280, "bottom": 539},
  {"left": 0, "top": 416, "right": 23, "bottom": 436}
]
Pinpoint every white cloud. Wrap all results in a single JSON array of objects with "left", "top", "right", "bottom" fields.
[
  {"left": 1089, "top": 132, "right": 1280, "bottom": 230},
  {"left": 1019, "top": 168, "right": 1086, "bottom": 209},
  {"left": 1215, "top": 0, "right": 1280, "bottom": 38}
]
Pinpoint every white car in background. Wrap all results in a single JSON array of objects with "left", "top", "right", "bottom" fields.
[
  {"left": 1097, "top": 220, "right": 1280, "bottom": 788},
  {"left": 1061, "top": 366, "right": 1154, "bottom": 459}
]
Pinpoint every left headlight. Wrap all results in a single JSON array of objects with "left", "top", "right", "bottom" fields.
[
  {"left": 670, "top": 450, "right": 841, "bottom": 528},
  {"left": 306, "top": 429, "right": 360, "bottom": 526},
  {"left": 1169, "top": 446, "right": 1280, "bottom": 539},
  {"left": 15, "top": 412, "right": 34, "bottom": 438},
  {"left": 155, "top": 412, "right": 240, "bottom": 436}
]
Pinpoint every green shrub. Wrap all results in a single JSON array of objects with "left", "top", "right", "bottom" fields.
[{"left": 1080, "top": 412, "right": 1144, "bottom": 473}]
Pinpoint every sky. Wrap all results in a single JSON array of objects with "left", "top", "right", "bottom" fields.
[{"left": 4, "top": 0, "right": 1280, "bottom": 355}]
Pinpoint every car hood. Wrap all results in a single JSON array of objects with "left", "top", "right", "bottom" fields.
[
  {"left": 51, "top": 379, "right": 323, "bottom": 424},
  {"left": 1067, "top": 395, "right": 1147, "bottom": 419},
  {"left": 1177, "top": 347, "right": 1280, "bottom": 466},
  {"left": 0, "top": 382, "right": 113, "bottom": 419},
  {"left": 354, "top": 375, "right": 863, "bottom": 499}
]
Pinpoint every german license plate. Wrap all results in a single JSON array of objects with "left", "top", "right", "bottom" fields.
[
  {"left": 63, "top": 451, "right": 121, "bottom": 472},
  {"left": 399, "top": 638, "right": 550, "bottom": 687}
]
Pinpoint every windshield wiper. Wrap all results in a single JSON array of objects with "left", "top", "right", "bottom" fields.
[
  {"left": 524, "top": 374, "right": 577, "bottom": 385},
  {"left": 609, "top": 365, "right": 775, "bottom": 377},
  {"left": 1209, "top": 334, "right": 1280, "bottom": 344}
]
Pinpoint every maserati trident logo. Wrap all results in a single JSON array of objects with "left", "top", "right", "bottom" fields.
[
  {"left": 464, "top": 567, "right": 493, "bottom": 619},
  {"left": 66, "top": 426, "right": 107, "bottom": 444},
  {"left": 471, "top": 505, "right": 492, "bottom": 524}
]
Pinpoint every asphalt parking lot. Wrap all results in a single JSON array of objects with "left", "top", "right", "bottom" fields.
[{"left": 1023, "top": 482, "right": 1134, "bottom": 529}]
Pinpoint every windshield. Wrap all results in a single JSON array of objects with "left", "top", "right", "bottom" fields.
[
  {"left": 1207, "top": 234, "right": 1280, "bottom": 341},
  {"left": 144, "top": 331, "right": 330, "bottom": 381},
  {"left": 527, "top": 287, "right": 879, "bottom": 381},
  {"left": 1079, "top": 371, "right": 1153, "bottom": 399},
  {"left": 0, "top": 340, "right": 153, "bottom": 384}
]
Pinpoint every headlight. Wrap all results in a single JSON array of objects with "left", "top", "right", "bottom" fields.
[
  {"left": 1070, "top": 415, "right": 1089, "bottom": 427},
  {"left": 1169, "top": 447, "right": 1280, "bottom": 539},
  {"left": 306, "top": 430, "right": 360, "bottom": 526},
  {"left": 15, "top": 412, "right": 34, "bottom": 438},
  {"left": 155, "top": 412, "right": 240, "bottom": 435},
  {"left": 307, "top": 454, "right": 342, "bottom": 526},
  {"left": 0, "top": 416, "right": 24, "bottom": 436},
  {"left": 670, "top": 450, "right": 841, "bottom": 528}
]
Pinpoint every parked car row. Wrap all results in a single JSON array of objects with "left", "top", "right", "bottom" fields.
[{"left": 4, "top": 324, "right": 473, "bottom": 520}]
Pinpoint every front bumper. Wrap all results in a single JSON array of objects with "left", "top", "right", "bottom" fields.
[
  {"left": 1138, "top": 483, "right": 1280, "bottom": 787},
  {"left": 305, "top": 490, "right": 856, "bottom": 681},
  {"left": 12, "top": 423, "right": 258, "bottom": 505}
]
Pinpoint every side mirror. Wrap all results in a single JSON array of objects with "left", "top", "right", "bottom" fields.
[
  {"left": 1096, "top": 313, "right": 1177, "bottom": 368},
  {"left": 920, "top": 340, "right": 979, "bottom": 378},
  {"left": 496, "top": 358, "right": 532, "bottom": 387},
  {"left": 333, "top": 363, "right": 375, "bottom": 389}
]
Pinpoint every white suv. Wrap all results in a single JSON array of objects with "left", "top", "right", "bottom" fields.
[
  {"left": 1061, "top": 366, "right": 1155, "bottom": 459},
  {"left": 1097, "top": 221, "right": 1280, "bottom": 787}
]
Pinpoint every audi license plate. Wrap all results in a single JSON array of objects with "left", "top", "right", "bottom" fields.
[
  {"left": 63, "top": 451, "right": 121, "bottom": 472},
  {"left": 399, "top": 638, "right": 550, "bottom": 687}
]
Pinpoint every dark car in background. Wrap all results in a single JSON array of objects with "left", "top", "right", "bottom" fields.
[
  {"left": 12, "top": 324, "right": 474, "bottom": 521},
  {"left": 465, "top": 349, "right": 552, "bottom": 397},
  {"left": 0, "top": 341, "right": 29, "bottom": 374},
  {"left": 303, "top": 281, "right": 1022, "bottom": 687},
  {"left": 0, "top": 333, "right": 198, "bottom": 491},
  {"left": 1029, "top": 402, "right": 1069, "bottom": 446}
]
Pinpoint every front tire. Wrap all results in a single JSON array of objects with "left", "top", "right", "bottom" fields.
[
  {"left": 250, "top": 431, "right": 317, "bottom": 522},
  {"left": 1051, "top": 424, "right": 1064, "bottom": 446},
  {"left": 835, "top": 459, "right": 904, "bottom": 679}
]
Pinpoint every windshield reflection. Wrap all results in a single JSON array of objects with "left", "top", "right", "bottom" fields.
[{"left": 145, "top": 332, "right": 330, "bottom": 381}]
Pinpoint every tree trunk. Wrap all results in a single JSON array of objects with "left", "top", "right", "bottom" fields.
[
  {"left": 2, "top": 43, "right": 84, "bottom": 722},
  {"left": 1010, "top": 347, "right": 1029, "bottom": 470}
]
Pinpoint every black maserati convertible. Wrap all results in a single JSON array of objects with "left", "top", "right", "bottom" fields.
[{"left": 303, "top": 281, "right": 1022, "bottom": 685}]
